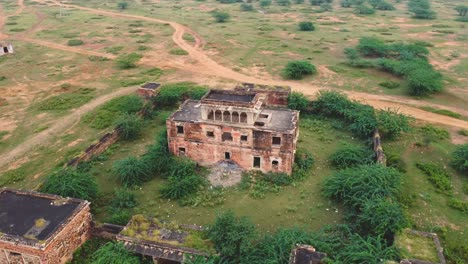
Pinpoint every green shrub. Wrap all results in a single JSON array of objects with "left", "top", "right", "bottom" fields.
[
  {"left": 116, "top": 53, "right": 142, "bottom": 69},
  {"left": 451, "top": 144, "right": 468, "bottom": 175},
  {"left": 105, "top": 210, "right": 132, "bottom": 225},
  {"left": 260, "top": 0, "right": 272, "bottom": 6},
  {"left": 345, "top": 103, "right": 377, "bottom": 138},
  {"left": 323, "top": 164, "right": 402, "bottom": 208},
  {"left": 329, "top": 144, "right": 374, "bottom": 169},
  {"left": 111, "top": 189, "right": 137, "bottom": 209},
  {"left": 40, "top": 169, "right": 99, "bottom": 200},
  {"left": 448, "top": 198, "right": 468, "bottom": 213},
  {"left": 376, "top": 109, "right": 412, "bottom": 138},
  {"left": 408, "top": 0, "right": 436, "bottom": 19},
  {"left": 298, "top": 21, "right": 315, "bottom": 31},
  {"left": 115, "top": 114, "right": 143, "bottom": 140},
  {"left": 420, "top": 125, "right": 450, "bottom": 141},
  {"left": 407, "top": 68, "right": 443, "bottom": 96},
  {"left": 277, "top": 0, "right": 291, "bottom": 6},
  {"left": 37, "top": 93, "right": 93, "bottom": 111},
  {"left": 160, "top": 173, "right": 205, "bottom": 199},
  {"left": 67, "top": 39, "right": 84, "bottom": 46},
  {"left": 283, "top": 60, "right": 317, "bottom": 80},
  {"left": 357, "top": 198, "right": 408, "bottom": 236},
  {"left": 295, "top": 148, "right": 315, "bottom": 171},
  {"left": 355, "top": 3, "right": 376, "bottom": 14},
  {"left": 386, "top": 152, "right": 407, "bottom": 172},
  {"left": 312, "top": 90, "right": 352, "bottom": 117},
  {"left": 0, "top": 76, "right": 6, "bottom": 81},
  {"left": 287, "top": 92, "right": 310, "bottom": 111},
  {"left": 169, "top": 48, "right": 188, "bottom": 55},
  {"left": 117, "top": 2, "right": 129, "bottom": 10},
  {"left": 91, "top": 242, "right": 139, "bottom": 264},
  {"left": 416, "top": 163, "right": 453, "bottom": 192},
  {"left": 113, "top": 156, "right": 151, "bottom": 187},
  {"left": 153, "top": 82, "right": 208, "bottom": 108},
  {"left": 212, "top": 11, "right": 230, "bottom": 22},
  {"left": 241, "top": 3, "right": 254, "bottom": 11}
]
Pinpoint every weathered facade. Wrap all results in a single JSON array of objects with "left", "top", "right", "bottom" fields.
[
  {"left": 0, "top": 188, "right": 92, "bottom": 264},
  {"left": 167, "top": 88, "right": 299, "bottom": 174},
  {"left": 0, "top": 42, "right": 14, "bottom": 56}
]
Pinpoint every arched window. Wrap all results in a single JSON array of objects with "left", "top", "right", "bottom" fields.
[
  {"left": 207, "top": 110, "right": 214, "bottom": 120},
  {"left": 232, "top": 112, "right": 239, "bottom": 123},
  {"left": 240, "top": 112, "right": 248, "bottom": 123},
  {"left": 223, "top": 111, "right": 231, "bottom": 122},
  {"left": 215, "top": 110, "right": 222, "bottom": 121}
]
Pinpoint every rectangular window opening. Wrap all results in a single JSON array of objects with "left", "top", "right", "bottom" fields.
[
  {"left": 225, "top": 152, "right": 231, "bottom": 160},
  {"left": 207, "top": 131, "right": 215, "bottom": 138},
  {"left": 179, "top": 148, "right": 186, "bottom": 155},
  {"left": 272, "top": 160, "right": 279, "bottom": 166},
  {"left": 222, "top": 132, "right": 233, "bottom": 142},
  {"left": 240, "top": 135, "right": 248, "bottom": 141},
  {"left": 272, "top": 136, "right": 281, "bottom": 145},
  {"left": 260, "top": 114, "right": 269, "bottom": 118},
  {"left": 177, "top": 125, "right": 184, "bottom": 134},
  {"left": 253, "top": 157, "right": 261, "bottom": 168}
]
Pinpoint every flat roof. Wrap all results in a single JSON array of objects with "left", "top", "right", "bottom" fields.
[
  {"left": 203, "top": 90, "right": 255, "bottom": 103},
  {"left": 171, "top": 100, "right": 298, "bottom": 132},
  {"left": 0, "top": 188, "right": 86, "bottom": 243}
]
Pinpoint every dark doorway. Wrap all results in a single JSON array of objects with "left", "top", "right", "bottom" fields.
[
  {"left": 225, "top": 152, "right": 231, "bottom": 160},
  {"left": 3, "top": 47, "right": 8, "bottom": 53},
  {"left": 253, "top": 157, "right": 261, "bottom": 168}
]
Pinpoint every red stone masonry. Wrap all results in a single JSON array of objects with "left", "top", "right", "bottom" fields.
[
  {"left": 167, "top": 89, "right": 299, "bottom": 174},
  {"left": 0, "top": 188, "right": 92, "bottom": 264}
]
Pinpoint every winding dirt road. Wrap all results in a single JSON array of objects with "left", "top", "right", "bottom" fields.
[{"left": 0, "top": 0, "right": 467, "bottom": 169}]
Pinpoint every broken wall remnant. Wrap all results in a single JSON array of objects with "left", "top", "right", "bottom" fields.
[
  {"left": 167, "top": 88, "right": 299, "bottom": 174},
  {"left": 0, "top": 42, "right": 14, "bottom": 56},
  {"left": 0, "top": 188, "right": 92, "bottom": 264},
  {"left": 373, "top": 129, "right": 386, "bottom": 165}
]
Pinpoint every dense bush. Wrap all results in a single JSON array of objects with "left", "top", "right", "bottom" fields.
[
  {"left": 451, "top": 144, "right": 468, "bottom": 175},
  {"left": 376, "top": 109, "right": 412, "bottom": 138},
  {"left": 355, "top": 3, "right": 376, "bottom": 14},
  {"left": 455, "top": 5, "right": 468, "bottom": 16},
  {"left": 260, "top": 0, "right": 272, "bottom": 7},
  {"left": 111, "top": 189, "right": 138, "bottom": 209},
  {"left": 357, "top": 198, "right": 408, "bottom": 237},
  {"left": 407, "top": 68, "right": 443, "bottom": 95},
  {"left": 212, "top": 11, "right": 230, "bottom": 22},
  {"left": 287, "top": 92, "right": 310, "bottom": 111},
  {"left": 113, "top": 156, "right": 151, "bottom": 187},
  {"left": 276, "top": 0, "right": 291, "bottom": 6},
  {"left": 240, "top": 3, "right": 254, "bottom": 11},
  {"left": 207, "top": 211, "right": 256, "bottom": 263},
  {"left": 323, "top": 164, "right": 402, "bottom": 208},
  {"left": 154, "top": 82, "right": 208, "bottom": 108},
  {"left": 159, "top": 157, "right": 205, "bottom": 200},
  {"left": 283, "top": 60, "right": 317, "bottom": 80},
  {"left": 91, "top": 242, "right": 139, "bottom": 264},
  {"left": 105, "top": 210, "right": 132, "bottom": 225},
  {"left": 329, "top": 144, "right": 374, "bottom": 169},
  {"left": 416, "top": 163, "right": 453, "bottom": 192},
  {"left": 298, "top": 21, "right": 315, "bottom": 31},
  {"left": 67, "top": 39, "right": 84, "bottom": 46},
  {"left": 312, "top": 90, "right": 353, "bottom": 117},
  {"left": 309, "top": 0, "right": 332, "bottom": 5},
  {"left": 115, "top": 114, "right": 143, "bottom": 140},
  {"left": 408, "top": 0, "right": 436, "bottom": 19},
  {"left": 115, "top": 53, "right": 142, "bottom": 69},
  {"left": 117, "top": 2, "right": 128, "bottom": 10},
  {"left": 40, "top": 169, "right": 99, "bottom": 200},
  {"left": 295, "top": 148, "right": 315, "bottom": 171}
]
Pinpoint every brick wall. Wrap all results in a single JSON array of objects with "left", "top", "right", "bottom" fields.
[{"left": 167, "top": 120, "right": 295, "bottom": 174}]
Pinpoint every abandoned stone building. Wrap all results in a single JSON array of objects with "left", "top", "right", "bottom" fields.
[
  {"left": 0, "top": 188, "right": 92, "bottom": 264},
  {"left": 0, "top": 42, "right": 14, "bottom": 56},
  {"left": 167, "top": 87, "right": 299, "bottom": 174}
]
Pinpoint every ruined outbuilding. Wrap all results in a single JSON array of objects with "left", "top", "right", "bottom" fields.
[
  {"left": 0, "top": 42, "right": 14, "bottom": 56},
  {"left": 167, "top": 87, "right": 299, "bottom": 174},
  {"left": 0, "top": 188, "right": 92, "bottom": 264},
  {"left": 289, "top": 245, "right": 327, "bottom": 264}
]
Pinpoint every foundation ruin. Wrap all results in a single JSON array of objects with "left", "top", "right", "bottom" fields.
[{"left": 0, "top": 42, "right": 14, "bottom": 56}]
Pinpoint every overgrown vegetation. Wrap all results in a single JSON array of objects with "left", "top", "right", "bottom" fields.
[
  {"left": 153, "top": 82, "right": 208, "bottom": 108},
  {"left": 116, "top": 53, "right": 143, "bottom": 69},
  {"left": 40, "top": 169, "right": 99, "bottom": 201},
  {"left": 37, "top": 88, "right": 94, "bottom": 111},
  {"left": 345, "top": 37, "right": 443, "bottom": 96},
  {"left": 451, "top": 144, "right": 468, "bottom": 176},
  {"left": 408, "top": 0, "right": 436, "bottom": 19},
  {"left": 329, "top": 144, "right": 374, "bottom": 169},
  {"left": 282, "top": 60, "right": 317, "bottom": 80}
]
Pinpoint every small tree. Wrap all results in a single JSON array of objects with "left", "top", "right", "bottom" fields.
[
  {"left": 320, "top": 3, "right": 333, "bottom": 11},
  {"left": 355, "top": 3, "right": 376, "bottom": 14},
  {"left": 283, "top": 60, "right": 317, "bottom": 80},
  {"left": 212, "top": 11, "right": 230, "bottom": 22},
  {"left": 260, "top": 0, "right": 272, "bottom": 7},
  {"left": 455, "top": 5, "right": 468, "bottom": 16},
  {"left": 40, "top": 169, "right": 99, "bottom": 200},
  {"left": 298, "top": 21, "right": 315, "bottom": 31},
  {"left": 116, "top": 53, "right": 142, "bottom": 69},
  {"left": 115, "top": 114, "right": 143, "bottom": 140},
  {"left": 408, "top": 0, "right": 436, "bottom": 19},
  {"left": 117, "top": 2, "right": 128, "bottom": 10},
  {"left": 451, "top": 144, "right": 468, "bottom": 175},
  {"left": 207, "top": 211, "right": 257, "bottom": 263},
  {"left": 287, "top": 92, "right": 310, "bottom": 111},
  {"left": 376, "top": 109, "right": 412, "bottom": 138},
  {"left": 277, "top": 0, "right": 291, "bottom": 6},
  {"left": 113, "top": 156, "right": 150, "bottom": 187},
  {"left": 91, "top": 242, "right": 139, "bottom": 264}
]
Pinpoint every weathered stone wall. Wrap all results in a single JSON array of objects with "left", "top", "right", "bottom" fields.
[
  {"left": 0, "top": 204, "right": 91, "bottom": 264},
  {"left": 167, "top": 120, "right": 295, "bottom": 174},
  {"left": 67, "top": 130, "right": 120, "bottom": 167},
  {"left": 373, "top": 129, "right": 386, "bottom": 165}
]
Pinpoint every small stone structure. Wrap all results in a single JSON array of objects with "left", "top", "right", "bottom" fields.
[
  {"left": 373, "top": 129, "right": 386, "bottom": 165},
  {"left": 235, "top": 83, "right": 291, "bottom": 107},
  {"left": 0, "top": 42, "right": 14, "bottom": 56},
  {"left": 137, "top": 82, "right": 161, "bottom": 99},
  {"left": 0, "top": 188, "right": 92, "bottom": 264},
  {"left": 289, "top": 244, "right": 327, "bottom": 264},
  {"left": 167, "top": 88, "right": 299, "bottom": 174}
]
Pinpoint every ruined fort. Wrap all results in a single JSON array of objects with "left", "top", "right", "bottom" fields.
[{"left": 167, "top": 85, "right": 299, "bottom": 174}]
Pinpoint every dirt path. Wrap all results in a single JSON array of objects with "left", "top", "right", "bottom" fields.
[{"left": 0, "top": 86, "right": 138, "bottom": 169}]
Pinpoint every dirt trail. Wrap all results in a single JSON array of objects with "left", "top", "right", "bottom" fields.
[
  {"left": 0, "top": 86, "right": 138, "bottom": 169},
  {"left": 1, "top": 0, "right": 467, "bottom": 169}
]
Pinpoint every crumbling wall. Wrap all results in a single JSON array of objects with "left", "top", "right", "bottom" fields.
[
  {"left": 67, "top": 130, "right": 120, "bottom": 167},
  {"left": 373, "top": 129, "right": 386, "bottom": 165}
]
